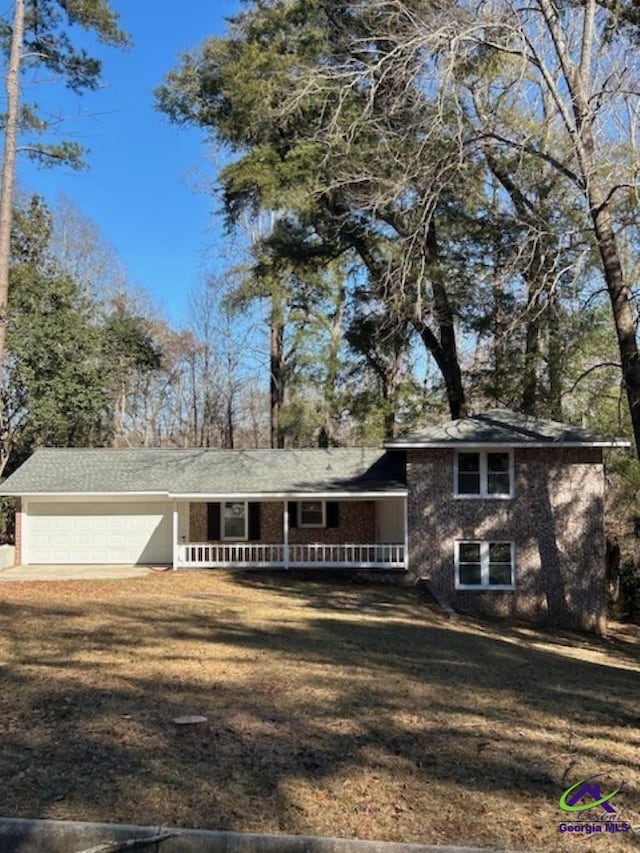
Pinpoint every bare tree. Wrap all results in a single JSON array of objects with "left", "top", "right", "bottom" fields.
[
  {"left": 266, "top": 0, "right": 640, "bottom": 441},
  {"left": 342, "top": 0, "right": 640, "bottom": 445},
  {"left": 50, "top": 195, "right": 129, "bottom": 301}
]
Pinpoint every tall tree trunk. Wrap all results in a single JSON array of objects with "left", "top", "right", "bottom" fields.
[
  {"left": 426, "top": 219, "right": 466, "bottom": 420},
  {"left": 269, "top": 293, "right": 285, "bottom": 449},
  {"left": 383, "top": 408, "right": 395, "bottom": 440},
  {"left": 579, "top": 123, "right": 640, "bottom": 450},
  {"left": 521, "top": 285, "right": 541, "bottom": 415},
  {"left": 434, "top": 303, "right": 466, "bottom": 419},
  {"left": 492, "top": 273, "right": 508, "bottom": 405},
  {"left": 322, "top": 281, "right": 345, "bottom": 444},
  {"left": 225, "top": 389, "right": 234, "bottom": 449},
  {"left": 330, "top": 196, "right": 466, "bottom": 420},
  {"left": 378, "top": 343, "right": 402, "bottom": 441},
  {"left": 576, "top": 67, "right": 640, "bottom": 455},
  {"left": 547, "top": 287, "right": 563, "bottom": 420},
  {"left": 0, "top": 0, "right": 24, "bottom": 370},
  {"left": 592, "top": 203, "right": 640, "bottom": 450},
  {"left": 189, "top": 352, "right": 199, "bottom": 446},
  {"left": 413, "top": 316, "right": 466, "bottom": 419},
  {"left": 483, "top": 152, "right": 556, "bottom": 416},
  {"left": 537, "top": 0, "right": 640, "bottom": 453}
]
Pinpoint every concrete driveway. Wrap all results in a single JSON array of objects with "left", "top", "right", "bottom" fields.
[{"left": 0, "top": 564, "right": 169, "bottom": 581}]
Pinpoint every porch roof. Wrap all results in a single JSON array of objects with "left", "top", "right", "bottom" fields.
[
  {"left": 385, "top": 409, "right": 631, "bottom": 448},
  {"left": 0, "top": 447, "right": 407, "bottom": 496}
]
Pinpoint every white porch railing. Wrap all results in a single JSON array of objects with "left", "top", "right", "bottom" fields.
[
  {"left": 288, "top": 543, "right": 404, "bottom": 568},
  {"left": 176, "top": 542, "right": 404, "bottom": 569},
  {"left": 179, "top": 543, "right": 285, "bottom": 568}
]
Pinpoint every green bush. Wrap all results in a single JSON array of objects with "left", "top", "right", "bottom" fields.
[
  {"left": 0, "top": 497, "right": 16, "bottom": 545},
  {"left": 616, "top": 560, "right": 640, "bottom": 624}
]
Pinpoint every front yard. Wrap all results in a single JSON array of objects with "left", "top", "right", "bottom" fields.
[{"left": 0, "top": 571, "right": 638, "bottom": 852}]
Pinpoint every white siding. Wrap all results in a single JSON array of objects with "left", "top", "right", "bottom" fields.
[{"left": 26, "top": 501, "right": 173, "bottom": 565}]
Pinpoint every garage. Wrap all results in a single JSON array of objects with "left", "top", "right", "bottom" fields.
[{"left": 26, "top": 501, "right": 173, "bottom": 565}]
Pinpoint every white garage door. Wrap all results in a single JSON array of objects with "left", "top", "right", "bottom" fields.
[{"left": 27, "top": 501, "right": 173, "bottom": 565}]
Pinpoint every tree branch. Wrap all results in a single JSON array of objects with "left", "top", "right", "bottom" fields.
[
  {"left": 469, "top": 131, "right": 582, "bottom": 186},
  {"left": 563, "top": 361, "right": 621, "bottom": 396}
]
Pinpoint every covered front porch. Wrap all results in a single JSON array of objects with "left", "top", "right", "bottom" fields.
[{"left": 171, "top": 494, "right": 407, "bottom": 571}]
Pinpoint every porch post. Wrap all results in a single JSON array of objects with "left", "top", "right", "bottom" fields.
[
  {"left": 21, "top": 497, "right": 28, "bottom": 566},
  {"left": 172, "top": 500, "right": 179, "bottom": 570},
  {"left": 283, "top": 500, "right": 289, "bottom": 569},
  {"left": 403, "top": 495, "right": 409, "bottom": 572}
]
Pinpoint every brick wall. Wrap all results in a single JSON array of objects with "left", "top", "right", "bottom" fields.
[
  {"left": 407, "top": 447, "right": 606, "bottom": 632},
  {"left": 189, "top": 502, "right": 207, "bottom": 542},
  {"left": 188, "top": 500, "right": 376, "bottom": 544},
  {"left": 290, "top": 501, "right": 375, "bottom": 544}
]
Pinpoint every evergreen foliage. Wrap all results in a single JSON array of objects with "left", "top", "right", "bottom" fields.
[
  {"left": 6, "top": 197, "right": 111, "bottom": 463},
  {"left": 1, "top": 196, "right": 162, "bottom": 477},
  {"left": 0, "top": 0, "right": 129, "bottom": 168},
  {"left": 156, "top": 0, "right": 472, "bottom": 432}
]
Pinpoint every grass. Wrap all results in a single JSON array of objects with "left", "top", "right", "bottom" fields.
[{"left": 0, "top": 570, "right": 638, "bottom": 852}]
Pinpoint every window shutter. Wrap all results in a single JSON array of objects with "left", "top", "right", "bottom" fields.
[
  {"left": 288, "top": 502, "right": 298, "bottom": 528},
  {"left": 207, "top": 503, "right": 221, "bottom": 541},
  {"left": 248, "top": 503, "right": 261, "bottom": 540},
  {"left": 326, "top": 501, "right": 339, "bottom": 528}
]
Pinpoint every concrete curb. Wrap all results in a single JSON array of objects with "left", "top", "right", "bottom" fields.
[{"left": 0, "top": 818, "right": 507, "bottom": 853}]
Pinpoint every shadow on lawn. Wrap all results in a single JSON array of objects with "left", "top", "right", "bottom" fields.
[
  {"left": 233, "top": 569, "right": 431, "bottom": 611},
  {"left": 234, "top": 569, "right": 640, "bottom": 664},
  {"left": 0, "top": 576, "right": 638, "bottom": 848}
]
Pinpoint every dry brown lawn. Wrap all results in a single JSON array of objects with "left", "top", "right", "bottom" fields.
[{"left": 0, "top": 571, "right": 638, "bottom": 852}]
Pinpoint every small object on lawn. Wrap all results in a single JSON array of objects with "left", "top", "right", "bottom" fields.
[{"left": 172, "top": 715, "right": 208, "bottom": 725}]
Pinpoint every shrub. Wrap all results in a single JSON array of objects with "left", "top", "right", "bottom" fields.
[{"left": 615, "top": 560, "right": 640, "bottom": 624}]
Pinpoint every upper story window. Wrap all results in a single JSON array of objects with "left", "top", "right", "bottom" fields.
[{"left": 455, "top": 450, "right": 513, "bottom": 498}]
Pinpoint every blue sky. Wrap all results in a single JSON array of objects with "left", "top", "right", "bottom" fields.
[{"left": 15, "top": 1, "right": 242, "bottom": 326}]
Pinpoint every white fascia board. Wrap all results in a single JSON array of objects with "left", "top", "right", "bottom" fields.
[
  {"left": 385, "top": 440, "right": 630, "bottom": 449},
  {"left": 8, "top": 489, "right": 409, "bottom": 500},
  {"left": 169, "top": 490, "right": 408, "bottom": 500},
  {"left": 12, "top": 491, "right": 170, "bottom": 499}
]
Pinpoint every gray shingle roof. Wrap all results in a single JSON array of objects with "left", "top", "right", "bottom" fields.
[
  {"left": 385, "top": 409, "right": 630, "bottom": 448},
  {"left": 0, "top": 447, "right": 407, "bottom": 496}
]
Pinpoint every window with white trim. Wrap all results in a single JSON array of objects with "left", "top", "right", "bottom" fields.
[
  {"left": 455, "top": 541, "right": 515, "bottom": 590},
  {"left": 455, "top": 451, "right": 513, "bottom": 497},
  {"left": 298, "top": 500, "right": 325, "bottom": 527},
  {"left": 222, "top": 501, "right": 248, "bottom": 540}
]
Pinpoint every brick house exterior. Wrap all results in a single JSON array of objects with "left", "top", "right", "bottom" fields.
[
  {"left": 405, "top": 446, "right": 607, "bottom": 633},
  {"left": 0, "top": 410, "right": 626, "bottom": 633}
]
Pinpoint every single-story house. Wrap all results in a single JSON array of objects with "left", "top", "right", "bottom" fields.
[{"left": 0, "top": 409, "right": 628, "bottom": 632}]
